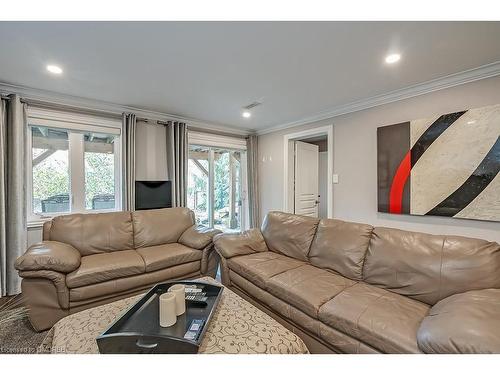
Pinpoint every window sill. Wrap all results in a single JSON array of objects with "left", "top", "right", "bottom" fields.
[
  {"left": 27, "top": 218, "right": 51, "bottom": 229},
  {"left": 27, "top": 208, "right": 123, "bottom": 229}
]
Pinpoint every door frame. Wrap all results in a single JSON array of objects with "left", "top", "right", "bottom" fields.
[{"left": 283, "top": 124, "right": 334, "bottom": 218}]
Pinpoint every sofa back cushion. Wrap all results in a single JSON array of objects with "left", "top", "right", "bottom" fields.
[
  {"left": 363, "top": 227, "right": 500, "bottom": 305},
  {"left": 308, "top": 219, "right": 374, "bottom": 280},
  {"left": 49, "top": 211, "right": 134, "bottom": 256},
  {"left": 261, "top": 211, "right": 319, "bottom": 261},
  {"left": 132, "top": 207, "right": 195, "bottom": 248}
]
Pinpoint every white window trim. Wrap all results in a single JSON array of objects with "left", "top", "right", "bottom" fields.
[{"left": 27, "top": 107, "right": 123, "bottom": 227}]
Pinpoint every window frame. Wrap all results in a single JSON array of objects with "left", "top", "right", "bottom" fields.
[
  {"left": 187, "top": 131, "right": 249, "bottom": 231},
  {"left": 27, "top": 107, "right": 123, "bottom": 226}
]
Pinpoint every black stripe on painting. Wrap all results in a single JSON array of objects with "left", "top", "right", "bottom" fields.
[
  {"left": 426, "top": 136, "right": 500, "bottom": 217},
  {"left": 411, "top": 111, "right": 467, "bottom": 167}
]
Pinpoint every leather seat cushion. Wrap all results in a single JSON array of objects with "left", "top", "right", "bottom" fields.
[
  {"left": 267, "top": 264, "right": 356, "bottom": 318},
  {"left": 319, "top": 282, "right": 430, "bottom": 353},
  {"left": 69, "top": 261, "right": 201, "bottom": 302},
  {"left": 66, "top": 250, "right": 145, "bottom": 288},
  {"left": 227, "top": 252, "right": 304, "bottom": 289},
  {"left": 229, "top": 270, "right": 379, "bottom": 353},
  {"left": 136, "top": 243, "right": 202, "bottom": 273}
]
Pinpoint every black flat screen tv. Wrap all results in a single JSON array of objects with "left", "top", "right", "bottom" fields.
[{"left": 135, "top": 181, "right": 172, "bottom": 210}]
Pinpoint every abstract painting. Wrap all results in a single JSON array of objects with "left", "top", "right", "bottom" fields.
[{"left": 377, "top": 103, "right": 500, "bottom": 222}]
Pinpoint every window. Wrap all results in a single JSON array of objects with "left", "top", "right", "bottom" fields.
[
  {"left": 31, "top": 127, "right": 71, "bottom": 214},
  {"left": 187, "top": 132, "right": 248, "bottom": 232},
  {"left": 84, "top": 132, "right": 117, "bottom": 210},
  {"left": 28, "top": 108, "right": 122, "bottom": 223}
]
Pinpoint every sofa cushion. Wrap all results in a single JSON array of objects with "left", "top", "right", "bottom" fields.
[
  {"left": 66, "top": 250, "right": 145, "bottom": 288},
  {"left": 308, "top": 219, "right": 373, "bottom": 280},
  {"left": 267, "top": 264, "right": 356, "bottom": 318},
  {"left": 69, "top": 261, "right": 201, "bottom": 302},
  {"left": 318, "top": 283, "right": 429, "bottom": 353},
  {"left": 227, "top": 252, "right": 304, "bottom": 290},
  {"left": 417, "top": 289, "right": 500, "bottom": 354},
  {"left": 229, "top": 269, "right": 380, "bottom": 353},
  {"left": 261, "top": 211, "right": 319, "bottom": 261},
  {"left": 363, "top": 227, "right": 500, "bottom": 305},
  {"left": 214, "top": 228, "right": 268, "bottom": 259},
  {"left": 49, "top": 211, "right": 134, "bottom": 256},
  {"left": 137, "top": 243, "right": 202, "bottom": 273},
  {"left": 132, "top": 207, "right": 195, "bottom": 248}
]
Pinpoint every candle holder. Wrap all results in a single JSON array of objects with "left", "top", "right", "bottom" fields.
[
  {"left": 168, "top": 284, "right": 186, "bottom": 316},
  {"left": 159, "top": 292, "right": 176, "bottom": 327}
]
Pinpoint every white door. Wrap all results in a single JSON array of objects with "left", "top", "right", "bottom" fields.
[{"left": 294, "top": 141, "right": 319, "bottom": 217}]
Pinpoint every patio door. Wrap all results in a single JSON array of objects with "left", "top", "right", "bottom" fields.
[{"left": 187, "top": 143, "right": 248, "bottom": 232}]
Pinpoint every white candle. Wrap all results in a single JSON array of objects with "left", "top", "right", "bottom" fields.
[
  {"left": 159, "top": 292, "right": 177, "bottom": 327},
  {"left": 168, "top": 284, "right": 186, "bottom": 316}
]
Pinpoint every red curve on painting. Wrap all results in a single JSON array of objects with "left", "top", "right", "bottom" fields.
[{"left": 389, "top": 151, "right": 411, "bottom": 214}]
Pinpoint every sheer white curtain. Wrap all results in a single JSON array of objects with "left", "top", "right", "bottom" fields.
[{"left": 0, "top": 95, "right": 27, "bottom": 296}]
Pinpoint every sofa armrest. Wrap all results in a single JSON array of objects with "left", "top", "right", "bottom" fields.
[
  {"left": 179, "top": 225, "right": 222, "bottom": 250},
  {"left": 18, "top": 269, "right": 70, "bottom": 310},
  {"left": 417, "top": 289, "right": 500, "bottom": 353},
  {"left": 214, "top": 228, "right": 268, "bottom": 259},
  {"left": 15, "top": 241, "right": 81, "bottom": 274}
]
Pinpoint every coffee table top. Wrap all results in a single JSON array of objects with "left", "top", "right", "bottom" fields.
[{"left": 40, "top": 277, "right": 309, "bottom": 354}]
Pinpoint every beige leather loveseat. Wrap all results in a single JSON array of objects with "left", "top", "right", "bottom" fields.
[
  {"left": 214, "top": 211, "right": 500, "bottom": 354},
  {"left": 15, "top": 207, "right": 221, "bottom": 331}
]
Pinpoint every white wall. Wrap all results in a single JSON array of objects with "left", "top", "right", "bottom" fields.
[
  {"left": 318, "top": 151, "right": 328, "bottom": 218},
  {"left": 135, "top": 120, "right": 168, "bottom": 181},
  {"left": 258, "top": 76, "right": 500, "bottom": 242}
]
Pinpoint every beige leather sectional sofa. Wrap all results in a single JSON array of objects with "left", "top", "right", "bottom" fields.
[
  {"left": 214, "top": 211, "right": 500, "bottom": 354},
  {"left": 15, "top": 207, "right": 221, "bottom": 331}
]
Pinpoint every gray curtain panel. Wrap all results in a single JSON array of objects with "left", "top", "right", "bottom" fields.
[
  {"left": 0, "top": 99, "right": 6, "bottom": 296},
  {"left": 166, "top": 121, "right": 187, "bottom": 207},
  {"left": 123, "top": 113, "right": 137, "bottom": 211},
  {"left": 247, "top": 134, "right": 260, "bottom": 228},
  {"left": 0, "top": 95, "right": 27, "bottom": 296}
]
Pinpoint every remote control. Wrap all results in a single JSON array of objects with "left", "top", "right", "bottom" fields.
[
  {"left": 183, "top": 319, "right": 205, "bottom": 340},
  {"left": 185, "top": 285, "right": 205, "bottom": 294},
  {"left": 185, "top": 294, "right": 208, "bottom": 302}
]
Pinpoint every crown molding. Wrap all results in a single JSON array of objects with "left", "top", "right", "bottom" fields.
[
  {"left": 257, "top": 61, "right": 500, "bottom": 135},
  {"left": 0, "top": 81, "right": 252, "bottom": 136}
]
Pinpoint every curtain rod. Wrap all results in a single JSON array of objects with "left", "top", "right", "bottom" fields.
[{"left": 136, "top": 117, "right": 176, "bottom": 126}]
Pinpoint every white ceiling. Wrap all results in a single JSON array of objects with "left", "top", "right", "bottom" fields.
[{"left": 1, "top": 22, "right": 499, "bottom": 132}]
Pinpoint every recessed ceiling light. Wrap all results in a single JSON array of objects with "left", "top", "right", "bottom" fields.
[
  {"left": 46, "top": 65, "right": 63, "bottom": 74},
  {"left": 385, "top": 53, "right": 401, "bottom": 64},
  {"left": 242, "top": 111, "right": 251, "bottom": 118},
  {"left": 467, "top": 120, "right": 476, "bottom": 125}
]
